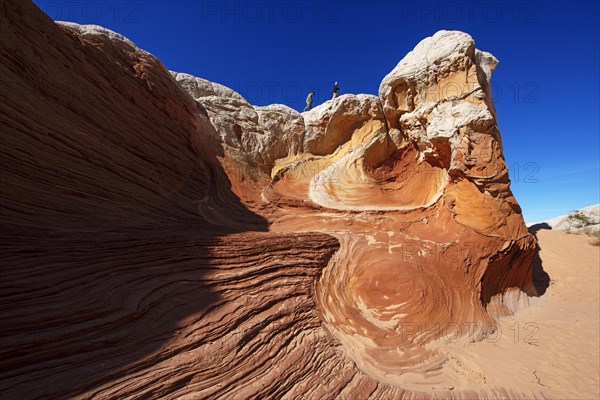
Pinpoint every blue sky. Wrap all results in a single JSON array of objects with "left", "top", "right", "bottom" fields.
[{"left": 34, "top": 0, "right": 599, "bottom": 223}]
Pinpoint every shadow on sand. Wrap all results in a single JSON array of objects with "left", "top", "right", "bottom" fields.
[{"left": 528, "top": 223, "right": 552, "bottom": 296}]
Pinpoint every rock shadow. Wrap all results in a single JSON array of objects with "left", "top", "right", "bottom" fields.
[
  {"left": 528, "top": 225, "right": 551, "bottom": 297},
  {"left": 0, "top": 1, "right": 270, "bottom": 397}
]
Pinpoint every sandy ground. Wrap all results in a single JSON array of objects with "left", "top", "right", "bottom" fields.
[{"left": 434, "top": 229, "right": 600, "bottom": 399}]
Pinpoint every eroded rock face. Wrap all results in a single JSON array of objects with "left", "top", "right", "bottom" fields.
[
  {"left": 1, "top": 2, "right": 540, "bottom": 399},
  {"left": 171, "top": 71, "right": 305, "bottom": 173},
  {"left": 303, "top": 94, "right": 385, "bottom": 156}
]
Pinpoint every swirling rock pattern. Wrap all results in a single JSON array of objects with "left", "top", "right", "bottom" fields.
[{"left": 1, "top": 1, "right": 541, "bottom": 399}]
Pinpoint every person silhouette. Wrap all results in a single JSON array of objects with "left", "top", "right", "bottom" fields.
[
  {"left": 304, "top": 91, "right": 315, "bottom": 111},
  {"left": 332, "top": 82, "right": 341, "bottom": 98}
]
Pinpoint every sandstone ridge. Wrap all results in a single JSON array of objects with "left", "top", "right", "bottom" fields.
[{"left": 1, "top": 2, "right": 544, "bottom": 399}]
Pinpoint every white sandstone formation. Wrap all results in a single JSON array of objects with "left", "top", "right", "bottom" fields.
[{"left": 533, "top": 204, "right": 600, "bottom": 234}]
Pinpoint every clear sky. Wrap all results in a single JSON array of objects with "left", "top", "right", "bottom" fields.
[{"left": 34, "top": 0, "right": 600, "bottom": 223}]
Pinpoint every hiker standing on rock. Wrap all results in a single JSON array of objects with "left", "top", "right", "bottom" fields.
[
  {"left": 304, "top": 91, "right": 315, "bottom": 111},
  {"left": 332, "top": 82, "right": 341, "bottom": 98}
]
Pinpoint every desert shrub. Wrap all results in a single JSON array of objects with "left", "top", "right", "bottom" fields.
[{"left": 568, "top": 212, "right": 593, "bottom": 227}]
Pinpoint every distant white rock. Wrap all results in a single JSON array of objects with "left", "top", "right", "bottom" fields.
[{"left": 530, "top": 204, "right": 600, "bottom": 234}]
